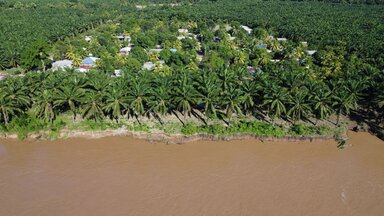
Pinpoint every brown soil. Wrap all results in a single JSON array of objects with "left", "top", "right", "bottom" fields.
[{"left": 0, "top": 131, "right": 383, "bottom": 216}]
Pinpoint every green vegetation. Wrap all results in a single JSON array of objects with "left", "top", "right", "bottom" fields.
[{"left": 0, "top": 0, "right": 383, "bottom": 140}]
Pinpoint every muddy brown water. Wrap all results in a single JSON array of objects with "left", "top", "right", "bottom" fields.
[{"left": 0, "top": 131, "right": 383, "bottom": 216}]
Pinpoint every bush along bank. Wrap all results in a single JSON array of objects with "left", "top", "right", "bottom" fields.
[{"left": 0, "top": 115, "right": 346, "bottom": 142}]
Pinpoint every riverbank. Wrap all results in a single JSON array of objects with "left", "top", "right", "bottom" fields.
[{"left": 0, "top": 115, "right": 348, "bottom": 143}]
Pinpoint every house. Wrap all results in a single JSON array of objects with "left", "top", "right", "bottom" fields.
[
  {"left": 76, "top": 68, "right": 88, "bottom": 73},
  {"left": 256, "top": 44, "right": 267, "bottom": 49},
  {"left": 301, "top": 42, "right": 308, "bottom": 47},
  {"left": 85, "top": 36, "right": 92, "bottom": 42},
  {"left": 227, "top": 33, "right": 236, "bottom": 40},
  {"left": 0, "top": 74, "right": 8, "bottom": 81},
  {"left": 119, "top": 47, "right": 132, "bottom": 55},
  {"left": 178, "top": 29, "right": 189, "bottom": 34},
  {"left": 170, "top": 48, "right": 177, "bottom": 53},
  {"left": 305, "top": 50, "right": 317, "bottom": 55},
  {"left": 148, "top": 49, "right": 163, "bottom": 54},
  {"left": 247, "top": 66, "right": 256, "bottom": 74},
  {"left": 142, "top": 61, "right": 164, "bottom": 71},
  {"left": 80, "top": 56, "right": 99, "bottom": 69},
  {"left": 241, "top": 25, "right": 252, "bottom": 34},
  {"left": 52, "top": 60, "right": 73, "bottom": 71},
  {"left": 114, "top": 70, "right": 121, "bottom": 77},
  {"left": 277, "top": 38, "right": 287, "bottom": 42},
  {"left": 135, "top": 5, "right": 146, "bottom": 9},
  {"left": 270, "top": 59, "right": 281, "bottom": 63},
  {"left": 177, "top": 36, "right": 186, "bottom": 40},
  {"left": 142, "top": 62, "right": 155, "bottom": 71},
  {"left": 117, "top": 34, "right": 131, "bottom": 42}
]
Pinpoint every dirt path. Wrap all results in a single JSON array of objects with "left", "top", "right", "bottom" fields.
[{"left": 0, "top": 131, "right": 383, "bottom": 216}]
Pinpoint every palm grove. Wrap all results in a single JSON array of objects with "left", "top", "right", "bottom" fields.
[{"left": 0, "top": 0, "right": 383, "bottom": 137}]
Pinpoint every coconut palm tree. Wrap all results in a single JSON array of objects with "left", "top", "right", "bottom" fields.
[
  {"left": 263, "top": 85, "right": 288, "bottom": 123},
  {"left": 31, "top": 89, "right": 55, "bottom": 124},
  {"left": 81, "top": 91, "right": 104, "bottom": 121},
  {"left": 312, "top": 87, "right": 334, "bottom": 122},
  {"left": 127, "top": 75, "right": 150, "bottom": 121},
  {"left": 172, "top": 72, "right": 198, "bottom": 117},
  {"left": 54, "top": 85, "right": 85, "bottom": 120},
  {"left": 332, "top": 89, "right": 356, "bottom": 126},
  {"left": 103, "top": 82, "right": 129, "bottom": 123},
  {"left": 197, "top": 70, "right": 220, "bottom": 118},
  {"left": 287, "top": 90, "right": 312, "bottom": 123},
  {"left": 221, "top": 85, "right": 244, "bottom": 120},
  {"left": 147, "top": 76, "right": 171, "bottom": 123},
  {"left": 0, "top": 89, "right": 22, "bottom": 125}
]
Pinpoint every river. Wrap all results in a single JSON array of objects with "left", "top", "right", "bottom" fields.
[{"left": 0, "top": 131, "right": 383, "bottom": 216}]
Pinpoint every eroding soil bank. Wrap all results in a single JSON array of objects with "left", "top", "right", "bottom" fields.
[{"left": 0, "top": 131, "right": 383, "bottom": 216}]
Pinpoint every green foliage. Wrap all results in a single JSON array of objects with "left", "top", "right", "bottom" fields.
[
  {"left": 290, "top": 124, "right": 332, "bottom": 136},
  {"left": 1, "top": 115, "right": 66, "bottom": 140},
  {"left": 181, "top": 121, "right": 286, "bottom": 137},
  {"left": 21, "top": 39, "right": 51, "bottom": 70}
]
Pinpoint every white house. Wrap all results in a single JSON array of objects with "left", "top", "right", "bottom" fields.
[
  {"left": 119, "top": 47, "right": 132, "bottom": 55},
  {"left": 301, "top": 41, "right": 308, "bottom": 47},
  {"left": 177, "top": 36, "right": 186, "bottom": 40},
  {"left": 240, "top": 25, "right": 252, "bottom": 34},
  {"left": 227, "top": 33, "right": 236, "bottom": 40},
  {"left": 117, "top": 35, "right": 131, "bottom": 42},
  {"left": 0, "top": 74, "right": 7, "bottom": 81},
  {"left": 305, "top": 50, "right": 317, "bottom": 55},
  {"left": 277, "top": 38, "right": 287, "bottom": 42},
  {"left": 270, "top": 59, "right": 281, "bottom": 63},
  {"left": 52, "top": 60, "right": 73, "bottom": 71},
  {"left": 85, "top": 36, "right": 92, "bottom": 42},
  {"left": 148, "top": 49, "right": 163, "bottom": 54},
  {"left": 114, "top": 70, "right": 122, "bottom": 77},
  {"left": 142, "top": 62, "right": 155, "bottom": 70},
  {"left": 135, "top": 5, "right": 146, "bottom": 9},
  {"left": 178, "top": 29, "right": 189, "bottom": 34}
]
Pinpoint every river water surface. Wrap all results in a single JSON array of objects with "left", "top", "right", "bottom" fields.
[{"left": 0, "top": 131, "right": 383, "bottom": 216}]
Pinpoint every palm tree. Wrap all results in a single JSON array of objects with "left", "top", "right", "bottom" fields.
[
  {"left": 81, "top": 91, "right": 104, "bottom": 121},
  {"left": 147, "top": 76, "right": 171, "bottom": 123},
  {"left": 172, "top": 72, "right": 198, "bottom": 117},
  {"left": 103, "top": 84, "right": 129, "bottom": 123},
  {"left": 263, "top": 85, "right": 288, "bottom": 123},
  {"left": 197, "top": 70, "right": 220, "bottom": 118},
  {"left": 332, "top": 90, "right": 356, "bottom": 126},
  {"left": 0, "top": 55, "right": 8, "bottom": 70},
  {"left": 54, "top": 85, "right": 84, "bottom": 120},
  {"left": 240, "top": 78, "right": 257, "bottom": 115},
  {"left": 3, "top": 78, "right": 30, "bottom": 108},
  {"left": 287, "top": 90, "right": 312, "bottom": 123},
  {"left": 0, "top": 89, "right": 22, "bottom": 125},
  {"left": 66, "top": 46, "right": 82, "bottom": 67},
  {"left": 127, "top": 75, "right": 149, "bottom": 121},
  {"left": 312, "top": 88, "right": 334, "bottom": 123},
  {"left": 31, "top": 89, "right": 55, "bottom": 124},
  {"left": 222, "top": 85, "right": 243, "bottom": 120}
]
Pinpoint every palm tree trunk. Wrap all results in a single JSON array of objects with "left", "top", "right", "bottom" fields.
[
  {"left": 336, "top": 111, "right": 341, "bottom": 126},
  {"left": 2, "top": 110, "right": 8, "bottom": 125}
]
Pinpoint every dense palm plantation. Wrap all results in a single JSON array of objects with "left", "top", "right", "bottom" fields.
[
  {"left": 0, "top": 65, "right": 369, "bottom": 130},
  {"left": 0, "top": 0, "right": 383, "bottom": 139}
]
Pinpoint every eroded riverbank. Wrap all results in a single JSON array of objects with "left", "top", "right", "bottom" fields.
[{"left": 0, "top": 131, "right": 383, "bottom": 215}]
